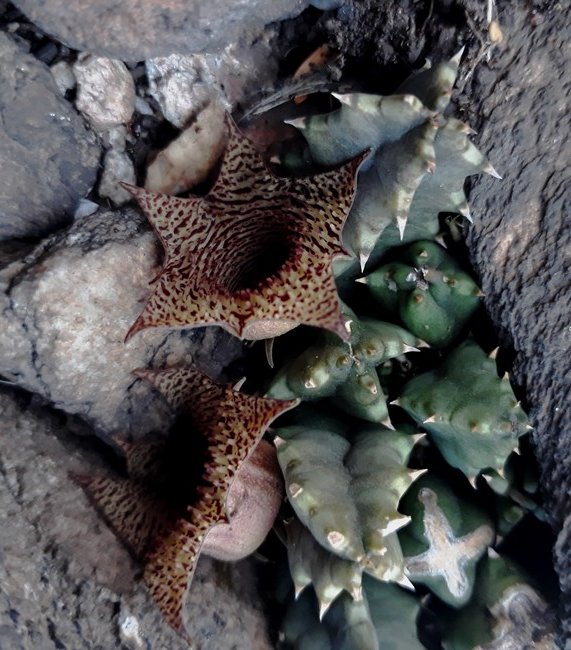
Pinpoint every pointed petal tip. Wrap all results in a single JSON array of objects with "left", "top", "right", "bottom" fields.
[
  {"left": 68, "top": 471, "right": 93, "bottom": 487},
  {"left": 124, "top": 316, "right": 146, "bottom": 343},
  {"left": 381, "top": 416, "right": 395, "bottom": 430},
  {"left": 402, "top": 344, "right": 420, "bottom": 353},
  {"left": 283, "top": 117, "right": 306, "bottom": 130},
  {"left": 452, "top": 45, "right": 466, "bottom": 64},
  {"left": 233, "top": 376, "right": 247, "bottom": 392},
  {"left": 119, "top": 180, "right": 140, "bottom": 196},
  {"left": 355, "top": 276, "right": 368, "bottom": 285},
  {"left": 359, "top": 252, "right": 369, "bottom": 273},
  {"left": 488, "top": 346, "right": 500, "bottom": 360},
  {"left": 397, "top": 574, "right": 415, "bottom": 590},
  {"left": 396, "top": 215, "right": 407, "bottom": 240},
  {"left": 484, "top": 163, "right": 503, "bottom": 179},
  {"left": 389, "top": 398, "right": 400, "bottom": 406},
  {"left": 331, "top": 91, "right": 352, "bottom": 106},
  {"left": 423, "top": 414, "right": 437, "bottom": 424},
  {"left": 318, "top": 601, "right": 331, "bottom": 621}
]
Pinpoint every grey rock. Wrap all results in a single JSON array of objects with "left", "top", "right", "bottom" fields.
[
  {"left": 73, "top": 54, "right": 136, "bottom": 132},
  {"left": 146, "top": 53, "right": 221, "bottom": 129},
  {"left": 0, "top": 207, "right": 243, "bottom": 438},
  {"left": 99, "top": 148, "right": 137, "bottom": 205},
  {"left": 0, "top": 390, "right": 273, "bottom": 649},
  {"left": 461, "top": 2, "right": 570, "bottom": 641},
  {"left": 0, "top": 32, "right": 99, "bottom": 240},
  {"left": 12, "top": 0, "right": 312, "bottom": 61},
  {"left": 49, "top": 59, "right": 75, "bottom": 95}
]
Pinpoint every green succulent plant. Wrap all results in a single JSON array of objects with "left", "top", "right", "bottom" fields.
[
  {"left": 279, "top": 574, "right": 423, "bottom": 650},
  {"left": 274, "top": 420, "right": 424, "bottom": 584},
  {"left": 268, "top": 301, "right": 423, "bottom": 423},
  {"left": 361, "top": 240, "right": 481, "bottom": 346},
  {"left": 396, "top": 340, "right": 530, "bottom": 484},
  {"left": 286, "top": 50, "right": 499, "bottom": 271}
]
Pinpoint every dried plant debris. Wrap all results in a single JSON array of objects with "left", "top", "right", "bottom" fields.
[
  {"left": 441, "top": 554, "right": 558, "bottom": 650},
  {"left": 399, "top": 475, "right": 495, "bottom": 607}
]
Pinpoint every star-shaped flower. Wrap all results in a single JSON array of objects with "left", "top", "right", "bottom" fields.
[
  {"left": 75, "top": 366, "right": 297, "bottom": 641},
  {"left": 404, "top": 487, "right": 494, "bottom": 605},
  {"left": 124, "top": 116, "right": 365, "bottom": 342}
]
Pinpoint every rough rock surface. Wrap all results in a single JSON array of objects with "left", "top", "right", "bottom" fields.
[
  {"left": 0, "top": 390, "right": 273, "bottom": 649},
  {"left": 0, "top": 208, "right": 243, "bottom": 438},
  {"left": 73, "top": 54, "right": 135, "bottom": 132},
  {"left": 0, "top": 32, "right": 99, "bottom": 240},
  {"left": 460, "top": 1, "right": 570, "bottom": 640},
  {"left": 11, "top": 0, "right": 316, "bottom": 61}
]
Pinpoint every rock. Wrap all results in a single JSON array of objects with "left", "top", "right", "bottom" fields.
[
  {"left": 73, "top": 54, "right": 136, "bottom": 132},
  {"left": 50, "top": 59, "right": 75, "bottom": 95},
  {"left": 146, "top": 54, "right": 222, "bottom": 129},
  {"left": 0, "top": 32, "right": 99, "bottom": 240},
  {"left": 0, "top": 207, "right": 243, "bottom": 438},
  {"left": 99, "top": 149, "right": 137, "bottom": 205},
  {"left": 460, "top": 2, "right": 570, "bottom": 642},
  {"left": 0, "top": 390, "right": 273, "bottom": 649},
  {"left": 11, "top": 0, "right": 314, "bottom": 61},
  {"left": 145, "top": 102, "right": 227, "bottom": 194}
]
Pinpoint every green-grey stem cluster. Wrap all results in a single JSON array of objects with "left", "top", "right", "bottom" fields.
[{"left": 265, "top": 51, "right": 556, "bottom": 650}]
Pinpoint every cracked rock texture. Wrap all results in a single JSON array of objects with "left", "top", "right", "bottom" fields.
[
  {"left": 460, "top": 1, "right": 570, "bottom": 640},
  {"left": 0, "top": 32, "right": 100, "bottom": 240},
  {"left": 0, "top": 208, "right": 243, "bottom": 439},
  {"left": 0, "top": 391, "right": 273, "bottom": 650},
  {"left": 11, "top": 0, "right": 319, "bottom": 61}
]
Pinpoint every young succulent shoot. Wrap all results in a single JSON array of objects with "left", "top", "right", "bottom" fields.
[
  {"left": 268, "top": 301, "right": 424, "bottom": 423},
  {"left": 123, "top": 115, "right": 366, "bottom": 342},
  {"left": 397, "top": 340, "right": 530, "bottom": 484},
  {"left": 74, "top": 366, "right": 297, "bottom": 641},
  {"left": 362, "top": 240, "right": 481, "bottom": 346},
  {"left": 399, "top": 474, "right": 495, "bottom": 607}
]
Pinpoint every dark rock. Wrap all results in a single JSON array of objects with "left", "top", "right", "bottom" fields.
[
  {"left": 0, "top": 32, "right": 100, "bottom": 241},
  {"left": 11, "top": 0, "right": 316, "bottom": 61},
  {"left": 459, "top": 2, "right": 570, "bottom": 642},
  {"left": 0, "top": 207, "right": 243, "bottom": 438}
]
